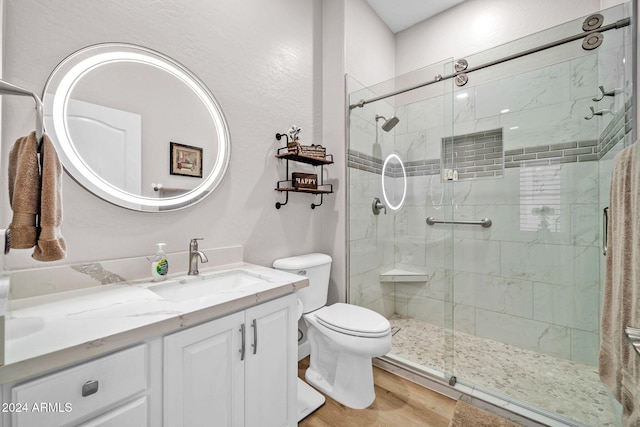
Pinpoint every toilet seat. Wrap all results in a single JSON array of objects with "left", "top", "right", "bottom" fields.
[{"left": 314, "top": 303, "right": 391, "bottom": 338}]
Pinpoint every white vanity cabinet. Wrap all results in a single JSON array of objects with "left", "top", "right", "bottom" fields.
[
  {"left": 164, "top": 293, "right": 297, "bottom": 427},
  {"left": 2, "top": 343, "right": 161, "bottom": 427}
]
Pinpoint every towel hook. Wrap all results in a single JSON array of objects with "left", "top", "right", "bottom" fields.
[
  {"left": 592, "top": 85, "right": 622, "bottom": 102},
  {"left": 585, "top": 106, "right": 611, "bottom": 120}
]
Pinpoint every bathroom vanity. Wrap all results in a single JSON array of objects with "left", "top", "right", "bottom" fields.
[{"left": 0, "top": 246, "right": 306, "bottom": 426}]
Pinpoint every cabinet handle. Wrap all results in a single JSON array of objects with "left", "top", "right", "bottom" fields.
[
  {"left": 82, "top": 380, "right": 99, "bottom": 397},
  {"left": 239, "top": 323, "right": 246, "bottom": 361},
  {"left": 251, "top": 319, "right": 258, "bottom": 355}
]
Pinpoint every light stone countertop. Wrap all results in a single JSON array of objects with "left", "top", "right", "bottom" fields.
[{"left": 0, "top": 255, "right": 307, "bottom": 385}]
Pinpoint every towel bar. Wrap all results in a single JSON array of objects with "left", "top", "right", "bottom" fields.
[
  {"left": 426, "top": 217, "right": 492, "bottom": 228},
  {"left": 0, "top": 79, "right": 44, "bottom": 147}
]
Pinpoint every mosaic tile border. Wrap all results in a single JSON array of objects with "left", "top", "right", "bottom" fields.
[
  {"left": 347, "top": 151, "right": 440, "bottom": 177},
  {"left": 504, "top": 139, "right": 598, "bottom": 168},
  {"left": 598, "top": 98, "right": 633, "bottom": 158},
  {"left": 347, "top": 150, "right": 441, "bottom": 177},
  {"left": 348, "top": 99, "right": 633, "bottom": 176},
  {"left": 347, "top": 150, "right": 385, "bottom": 175}
]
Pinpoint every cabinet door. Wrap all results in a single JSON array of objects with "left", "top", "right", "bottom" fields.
[
  {"left": 78, "top": 397, "right": 147, "bottom": 427},
  {"left": 11, "top": 344, "right": 148, "bottom": 427},
  {"left": 244, "top": 294, "right": 297, "bottom": 427},
  {"left": 164, "top": 311, "right": 245, "bottom": 427}
]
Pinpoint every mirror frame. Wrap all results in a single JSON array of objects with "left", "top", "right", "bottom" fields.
[{"left": 42, "top": 43, "right": 231, "bottom": 212}]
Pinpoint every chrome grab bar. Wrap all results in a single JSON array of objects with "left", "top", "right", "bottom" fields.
[
  {"left": 603, "top": 207, "right": 608, "bottom": 256},
  {"left": 426, "top": 217, "right": 492, "bottom": 228}
]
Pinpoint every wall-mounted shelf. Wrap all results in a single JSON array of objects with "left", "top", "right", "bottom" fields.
[
  {"left": 275, "top": 152, "right": 334, "bottom": 166},
  {"left": 274, "top": 134, "right": 333, "bottom": 209},
  {"left": 275, "top": 187, "right": 333, "bottom": 195}
]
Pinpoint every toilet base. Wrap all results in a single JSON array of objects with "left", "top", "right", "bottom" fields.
[{"left": 305, "top": 349, "right": 376, "bottom": 409}]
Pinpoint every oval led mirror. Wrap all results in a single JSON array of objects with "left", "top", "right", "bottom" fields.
[
  {"left": 381, "top": 153, "right": 406, "bottom": 211},
  {"left": 42, "top": 43, "right": 231, "bottom": 211}
]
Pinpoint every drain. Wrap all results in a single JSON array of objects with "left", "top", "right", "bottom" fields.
[{"left": 391, "top": 326, "right": 401, "bottom": 336}]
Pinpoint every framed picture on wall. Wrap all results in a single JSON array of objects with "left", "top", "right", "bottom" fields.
[{"left": 170, "top": 142, "right": 203, "bottom": 178}]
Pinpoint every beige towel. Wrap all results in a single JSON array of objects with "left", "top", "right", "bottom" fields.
[
  {"left": 32, "top": 134, "right": 66, "bottom": 261},
  {"left": 7, "top": 132, "right": 66, "bottom": 261},
  {"left": 8, "top": 132, "right": 39, "bottom": 248},
  {"left": 599, "top": 141, "right": 640, "bottom": 426}
]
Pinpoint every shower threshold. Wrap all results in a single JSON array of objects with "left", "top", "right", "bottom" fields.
[{"left": 386, "top": 316, "right": 616, "bottom": 427}]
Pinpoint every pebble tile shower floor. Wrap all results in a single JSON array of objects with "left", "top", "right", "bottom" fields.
[{"left": 389, "top": 316, "right": 616, "bottom": 427}]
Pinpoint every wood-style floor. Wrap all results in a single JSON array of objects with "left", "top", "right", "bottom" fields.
[{"left": 297, "top": 357, "right": 457, "bottom": 427}]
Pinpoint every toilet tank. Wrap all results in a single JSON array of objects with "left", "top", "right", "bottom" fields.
[{"left": 272, "top": 253, "right": 332, "bottom": 313}]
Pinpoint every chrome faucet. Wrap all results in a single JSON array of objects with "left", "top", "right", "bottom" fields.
[{"left": 188, "top": 238, "right": 208, "bottom": 276}]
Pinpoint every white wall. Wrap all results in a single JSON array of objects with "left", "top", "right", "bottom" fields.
[
  {"left": 320, "top": 0, "right": 346, "bottom": 304},
  {"left": 315, "top": 0, "right": 395, "bottom": 305},
  {"left": 344, "top": 0, "right": 395, "bottom": 87},
  {"left": 1, "top": 0, "right": 326, "bottom": 272},
  {"left": 396, "top": 0, "right": 607, "bottom": 75}
]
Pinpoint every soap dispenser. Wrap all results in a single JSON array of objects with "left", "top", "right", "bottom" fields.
[{"left": 152, "top": 243, "right": 169, "bottom": 281}]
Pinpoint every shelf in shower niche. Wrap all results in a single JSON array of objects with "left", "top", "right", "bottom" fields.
[{"left": 379, "top": 269, "right": 428, "bottom": 283}]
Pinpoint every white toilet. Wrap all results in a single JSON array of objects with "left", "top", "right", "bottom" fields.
[{"left": 273, "top": 253, "right": 392, "bottom": 410}]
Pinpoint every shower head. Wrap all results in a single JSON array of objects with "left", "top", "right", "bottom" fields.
[{"left": 375, "top": 114, "right": 400, "bottom": 132}]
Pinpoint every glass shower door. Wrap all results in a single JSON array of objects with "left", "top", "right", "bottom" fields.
[
  {"left": 347, "top": 58, "right": 456, "bottom": 383},
  {"left": 446, "top": 5, "right": 632, "bottom": 425}
]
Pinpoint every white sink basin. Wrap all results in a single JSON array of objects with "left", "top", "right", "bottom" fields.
[
  {"left": 6, "top": 317, "right": 45, "bottom": 341},
  {"left": 148, "top": 269, "right": 272, "bottom": 302}
]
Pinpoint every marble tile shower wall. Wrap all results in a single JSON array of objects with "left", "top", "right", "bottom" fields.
[
  {"left": 349, "top": 101, "right": 397, "bottom": 319},
  {"left": 349, "top": 44, "right": 630, "bottom": 365}
]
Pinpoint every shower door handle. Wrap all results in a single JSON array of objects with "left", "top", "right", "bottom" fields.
[{"left": 603, "top": 207, "right": 608, "bottom": 256}]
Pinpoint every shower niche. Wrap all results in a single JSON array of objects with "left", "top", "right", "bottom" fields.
[
  {"left": 274, "top": 133, "right": 333, "bottom": 209},
  {"left": 441, "top": 128, "right": 504, "bottom": 181}
]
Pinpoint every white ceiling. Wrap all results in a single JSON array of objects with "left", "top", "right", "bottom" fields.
[{"left": 367, "top": 0, "right": 466, "bottom": 33}]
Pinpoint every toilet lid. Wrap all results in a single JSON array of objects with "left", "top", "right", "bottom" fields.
[{"left": 315, "top": 303, "right": 391, "bottom": 338}]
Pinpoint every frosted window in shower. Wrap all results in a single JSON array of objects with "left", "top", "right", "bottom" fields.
[{"left": 519, "top": 164, "right": 562, "bottom": 232}]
